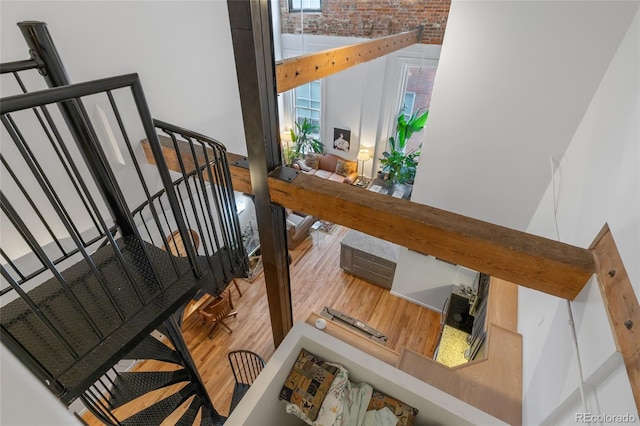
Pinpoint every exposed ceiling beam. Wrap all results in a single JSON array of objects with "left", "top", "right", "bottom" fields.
[
  {"left": 267, "top": 169, "right": 595, "bottom": 300},
  {"left": 143, "top": 142, "right": 595, "bottom": 299},
  {"left": 591, "top": 224, "right": 640, "bottom": 411},
  {"left": 276, "top": 27, "right": 423, "bottom": 93}
]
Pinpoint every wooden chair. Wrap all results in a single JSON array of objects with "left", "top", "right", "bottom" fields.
[
  {"left": 197, "top": 291, "right": 237, "bottom": 338},
  {"left": 227, "top": 350, "right": 266, "bottom": 413},
  {"left": 166, "top": 229, "right": 200, "bottom": 257}
]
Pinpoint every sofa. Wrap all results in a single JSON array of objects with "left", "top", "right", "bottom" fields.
[
  {"left": 286, "top": 210, "right": 315, "bottom": 249},
  {"left": 292, "top": 153, "right": 358, "bottom": 184}
]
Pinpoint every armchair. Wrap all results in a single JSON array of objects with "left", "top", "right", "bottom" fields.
[{"left": 286, "top": 211, "right": 315, "bottom": 249}]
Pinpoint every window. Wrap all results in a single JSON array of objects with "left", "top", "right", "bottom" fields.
[
  {"left": 289, "top": 0, "right": 322, "bottom": 12},
  {"left": 294, "top": 80, "right": 321, "bottom": 132},
  {"left": 402, "top": 92, "right": 416, "bottom": 120}
]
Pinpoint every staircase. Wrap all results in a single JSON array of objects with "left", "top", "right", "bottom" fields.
[{"left": 1, "top": 21, "right": 247, "bottom": 424}]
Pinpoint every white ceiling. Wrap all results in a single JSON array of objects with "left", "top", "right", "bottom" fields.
[{"left": 412, "top": 0, "right": 639, "bottom": 231}]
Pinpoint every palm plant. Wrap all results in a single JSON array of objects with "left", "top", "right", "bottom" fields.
[
  {"left": 379, "top": 109, "right": 428, "bottom": 184},
  {"left": 394, "top": 109, "right": 429, "bottom": 151},
  {"left": 290, "top": 118, "right": 324, "bottom": 156}
]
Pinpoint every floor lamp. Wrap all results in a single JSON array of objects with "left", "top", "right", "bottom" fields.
[{"left": 357, "top": 148, "right": 370, "bottom": 178}]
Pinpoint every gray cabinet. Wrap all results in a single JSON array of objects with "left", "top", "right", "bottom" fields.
[{"left": 340, "top": 230, "right": 399, "bottom": 289}]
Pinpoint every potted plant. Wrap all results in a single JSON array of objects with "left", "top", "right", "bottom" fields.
[
  {"left": 379, "top": 109, "right": 428, "bottom": 184},
  {"left": 282, "top": 144, "right": 298, "bottom": 166},
  {"left": 290, "top": 117, "right": 324, "bottom": 156}
]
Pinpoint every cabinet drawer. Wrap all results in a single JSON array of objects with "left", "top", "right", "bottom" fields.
[
  {"left": 353, "top": 250, "right": 395, "bottom": 270},
  {"left": 353, "top": 256, "right": 395, "bottom": 277},
  {"left": 351, "top": 264, "right": 392, "bottom": 289}
]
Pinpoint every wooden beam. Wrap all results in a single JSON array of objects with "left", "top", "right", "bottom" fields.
[
  {"left": 276, "top": 28, "right": 423, "bottom": 93},
  {"left": 144, "top": 145, "right": 595, "bottom": 300},
  {"left": 267, "top": 171, "right": 595, "bottom": 300},
  {"left": 591, "top": 224, "right": 640, "bottom": 411},
  {"left": 142, "top": 136, "right": 253, "bottom": 194}
]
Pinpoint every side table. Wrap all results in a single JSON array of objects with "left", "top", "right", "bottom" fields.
[{"left": 351, "top": 176, "right": 372, "bottom": 188}]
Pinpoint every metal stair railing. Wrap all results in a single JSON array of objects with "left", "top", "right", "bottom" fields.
[
  {"left": 1, "top": 20, "right": 243, "bottom": 424},
  {"left": 1, "top": 72, "right": 203, "bottom": 398},
  {"left": 131, "top": 120, "right": 249, "bottom": 289}
]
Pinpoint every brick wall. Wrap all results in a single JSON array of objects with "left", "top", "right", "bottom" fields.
[{"left": 279, "top": 0, "right": 450, "bottom": 44}]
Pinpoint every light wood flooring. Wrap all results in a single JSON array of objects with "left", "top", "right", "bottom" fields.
[{"left": 82, "top": 224, "right": 441, "bottom": 424}]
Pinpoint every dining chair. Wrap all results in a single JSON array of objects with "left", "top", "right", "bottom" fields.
[
  {"left": 197, "top": 291, "right": 237, "bottom": 338},
  {"left": 227, "top": 350, "right": 266, "bottom": 413}
]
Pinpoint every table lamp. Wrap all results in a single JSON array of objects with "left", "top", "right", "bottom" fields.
[{"left": 357, "top": 148, "right": 370, "bottom": 177}]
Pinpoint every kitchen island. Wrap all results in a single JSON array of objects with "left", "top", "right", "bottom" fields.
[{"left": 340, "top": 229, "right": 400, "bottom": 289}]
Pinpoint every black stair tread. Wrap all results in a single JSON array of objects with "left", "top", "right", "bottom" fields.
[
  {"left": 123, "top": 334, "right": 181, "bottom": 365},
  {"left": 0, "top": 235, "right": 228, "bottom": 404},
  {"left": 200, "top": 405, "right": 227, "bottom": 426},
  {"left": 175, "top": 395, "right": 203, "bottom": 426},
  {"left": 108, "top": 369, "right": 190, "bottom": 409},
  {"left": 120, "top": 382, "right": 196, "bottom": 426},
  {"left": 56, "top": 267, "right": 204, "bottom": 404},
  {"left": 229, "top": 383, "right": 251, "bottom": 414}
]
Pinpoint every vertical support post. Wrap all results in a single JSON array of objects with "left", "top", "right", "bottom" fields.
[
  {"left": 17, "top": 21, "right": 136, "bottom": 235},
  {"left": 163, "top": 317, "right": 223, "bottom": 420},
  {"left": 227, "top": 0, "right": 293, "bottom": 346}
]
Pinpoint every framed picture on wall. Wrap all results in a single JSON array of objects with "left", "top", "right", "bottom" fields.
[{"left": 333, "top": 128, "right": 351, "bottom": 152}]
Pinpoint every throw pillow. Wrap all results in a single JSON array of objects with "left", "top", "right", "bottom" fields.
[
  {"left": 367, "top": 389, "right": 419, "bottom": 426},
  {"left": 335, "top": 159, "right": 355, "bottom": 177},
  {"left": 285, "top": 362, "right": 348, "bottom": 426},
  {"left": 295, "top": 159, "right": 313, "bottom": 172},
  {"left": 279, "top": 348, "right": 339, "bottom": 421},
  {"left": 304, "top": 154, "right": 320, "bottom": 170}
]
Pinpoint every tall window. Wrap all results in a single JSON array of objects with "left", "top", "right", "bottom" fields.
[
  {"left": 401, "top": 66, "right": 437, "bottom": 153},
  {"left": 402, "top": 92, "right": 416, "bottom": 120},
  {"left": 294, "top": 80, "right": 321, "bottom": 132},
  {"left": 289, "top": 0, "right": 322, "bottom": 12}
]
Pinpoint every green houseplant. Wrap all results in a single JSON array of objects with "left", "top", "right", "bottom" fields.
[
  {"left": 290, "top": 117, "right": 324, "bottom": 156},
  {"left": 380, "top": 109, "right": 428, "bottom": 184}
]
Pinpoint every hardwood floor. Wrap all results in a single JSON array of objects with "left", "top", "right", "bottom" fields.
[{"left": 82, "top": 225, "right": 441, "bottom": 424}]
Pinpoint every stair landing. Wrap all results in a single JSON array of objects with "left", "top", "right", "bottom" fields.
[{"left": 0, "top": 235, "right": 217, "bottom": 403}]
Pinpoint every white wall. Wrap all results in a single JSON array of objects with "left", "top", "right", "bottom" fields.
[
  {"left": 0, "top": 344, "right": 81, "bottom": 425},
  {"left": 520, "top": 5, "right": 640, "bottom": 424},
  {"left": 392, "top": 249, "right": 478, "bottom": 312},
  {"left": 412, "top": 0, "right": 638, "bottom": 232},
  {"left": 0, "top": 1, "right": 246, "bottom": 155}
]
